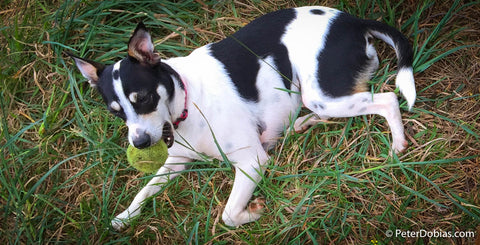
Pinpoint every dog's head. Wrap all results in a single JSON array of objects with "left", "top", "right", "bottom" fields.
[{"left": 70, "top": 23, "right": 185, "bottom": 149}]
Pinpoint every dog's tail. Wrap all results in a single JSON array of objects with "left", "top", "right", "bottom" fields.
[{"left": 365, "top": 20, "right": 416, "bottom": 111}]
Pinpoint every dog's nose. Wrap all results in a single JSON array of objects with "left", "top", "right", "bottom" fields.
[{"left": 132, "top": 134, "right": 151, "bottom": 149}]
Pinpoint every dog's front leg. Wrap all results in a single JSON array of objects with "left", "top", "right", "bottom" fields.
[
  {"left": 111, "top": 157, "right": 189, "bottom": 231},
  {"left": 222, "top": 150, "right": 269, "bottom": 227}
]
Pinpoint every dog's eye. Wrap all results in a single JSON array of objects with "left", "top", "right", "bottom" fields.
[{"left": 137, "top": 93, "right": 153, "bottom": 105}]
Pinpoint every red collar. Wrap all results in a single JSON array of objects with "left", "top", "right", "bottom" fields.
[{"left": 172, "top": 79, "right": 188, "bottom": 129}]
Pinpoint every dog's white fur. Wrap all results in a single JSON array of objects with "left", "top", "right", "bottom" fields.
[{"left": 72, "top": 6, "right": 415, "bottom": 230}]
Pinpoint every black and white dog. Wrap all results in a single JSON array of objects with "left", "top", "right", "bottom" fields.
[{"left": 70, "top": 6, "right": 415, "bottom": 230}]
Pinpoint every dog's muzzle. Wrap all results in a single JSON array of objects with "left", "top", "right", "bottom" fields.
[
  {"left": 132, "top": 133, "right": 151, "bottom": 149},
  {"left": 131, "top": 122, "right": 174, "bottom": 149},
  {"left": 162, "top": 122, "right": 174, "bottom": 148}
]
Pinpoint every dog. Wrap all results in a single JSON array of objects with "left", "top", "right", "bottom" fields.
[{"left": 70, "top": 6, "right": 415, "bottom": 230}]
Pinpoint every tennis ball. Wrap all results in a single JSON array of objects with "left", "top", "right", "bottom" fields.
[{"left": 126, "top": 140, "right": 168, "bottom": 173}]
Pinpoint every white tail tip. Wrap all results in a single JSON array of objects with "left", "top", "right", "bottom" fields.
[{"left": 396, "top": 67, "right": 416, "bottom": 111}]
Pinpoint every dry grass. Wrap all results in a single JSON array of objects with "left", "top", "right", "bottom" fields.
[{"left": 1, "top": 0, "right": 479, "bottom": 244}]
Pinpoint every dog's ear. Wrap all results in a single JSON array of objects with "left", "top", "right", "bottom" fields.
[
  {"left": 128, "top": 22, "right": 160, "bottom": 65},
  {"left": 67, "top": 52, "right": 105, "bottom": 87}
]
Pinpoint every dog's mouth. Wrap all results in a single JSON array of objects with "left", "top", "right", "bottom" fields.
[{"left": 161, "top": 122, "right": 174, "bottom": 148}]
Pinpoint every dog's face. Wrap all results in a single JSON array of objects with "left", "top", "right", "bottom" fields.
[{"left": 71, "top": 23, "right": 176, "bottom": 149}]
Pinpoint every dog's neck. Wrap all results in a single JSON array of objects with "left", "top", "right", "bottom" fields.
[{"left": 170, "top": 75, "right": 188, "bottom": 129}]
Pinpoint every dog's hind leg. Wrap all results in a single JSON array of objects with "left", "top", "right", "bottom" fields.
[
  {"left": 303, "top": 92, "right": 408, "bottom": 153},
  {"left": 221, "top": 147, "right": 269, "bottom": 227},
  {"left": 111, "top": 157, "right": 189, "bottom": 231}
]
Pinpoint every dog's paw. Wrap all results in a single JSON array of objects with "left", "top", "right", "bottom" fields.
[
  {"left": 111, "top": 210, "right": 132, "bottom": 231},
  {"left": 111, "top": 217, "right": 128, "bottom": 231},
  {"left": 293, "top": 114, "right": 329, "bottom": 133},
  {"left": 248, "top": 197, "right": 266, "bottom": 214},
  {"left": 293, "top": 114, "right": 316, "bottom": 133},
  {"left": 293, "top": 122, "right": 310, "bottom": 133},
  {"left": 222, "top": 197, "right": 266, "bottom": 227},
  {"left": 392, "top": 139, "right": 408, "bottom": 154}
]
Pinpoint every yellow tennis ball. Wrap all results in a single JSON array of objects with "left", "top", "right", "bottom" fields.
[{"left": 126, "top": 140, "right": 168, "bottom": 173}]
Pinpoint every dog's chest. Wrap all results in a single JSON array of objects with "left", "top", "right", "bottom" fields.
[{"left": 164, "top": 47, "right": 301, "bottom": 158}]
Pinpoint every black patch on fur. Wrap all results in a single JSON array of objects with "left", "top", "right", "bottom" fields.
[
  {"left": 118, "top": 56, "right": 176, "bottom": 115},
  {"left": 316, "top": 13, "right": 371, "bottom": 97},
  {"left": 90, "top": 56, "right": 181, "bottom": 120},
  {"left": 113, "top": 69, "right": 119, "bottom": 80},
  {"left": 310, "top": 9, "right": 325, "bottom": 15},
  {"left": 94, "top": 65, "right": 127, "bottom": 120},
  {"left": 210, "top": 9, "right": 295, "bottom": 101},
  {"left": 317, "top": 13, "right": 412, "bottom": 98}
]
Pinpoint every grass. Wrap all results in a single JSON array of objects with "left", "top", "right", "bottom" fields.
[{"left": 1, "top": 0, "right": 479, "bottom": 244}]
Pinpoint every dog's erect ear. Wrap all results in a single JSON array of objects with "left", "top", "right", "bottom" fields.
[
  {"left": 67, "top": 52, "right": 105, "bottom": 87},
  {"left": 128, "top": 22, "right": 160, "bottom": 65}
]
